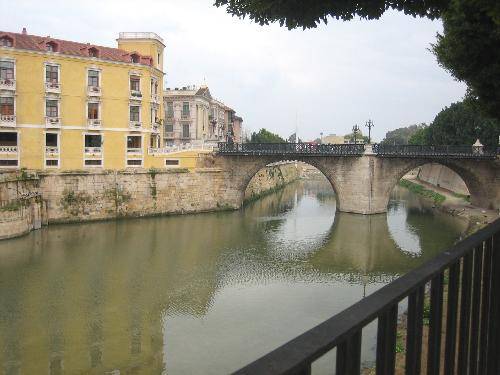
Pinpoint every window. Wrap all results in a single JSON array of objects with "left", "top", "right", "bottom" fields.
[
  {"left": 0, "top": 37, "right": 13, "bottom": 47},
  {"left": 85, "top": 159, "right": 102, "bottom": 166},
  {"left": 45, "top": 65, "right": 59, "bottom": 83},
  {"left": 0, "top": 97, "right": 14, "bottom": 115},
  {"left": 88, "top": 47, "right": 99, "bottom": 58},
  {"left": 165, "top": 159, "right": 179, "bottom": 166},
  {"left": 130, "top": 106, "right": 140, "bottom": 122},
  {"left": 45, "top": 159, "right": 58, "bottom": 167},
  {"left": 88, "top": 70, "right": 99, "bottom": 87},
  {"left": 127, "top": 135, "right": 141, "bottom": 149},
  {"left": 182, "top": 124, "right": 190, "bottom": 138},
  {"left": 46, "top": 42, "right": 57, "bottom": 52},
  {"left": 165, "top": 123, "right": 173, "bottom": 133},
  {"left": 127, "top": 159, "right": 142, "bottom": 166},
  {"left": 0, "top": 160, "right": 18, "bottom": 166},
  {"left": 88, "top": 102, "right": 99, "bottom": 119},
  {"left": 46, "top": 100, "right": 58, "bottom": 117},
  {"left": 157, "top": 53, "right": 160, "bottom": 65},
  {"left": 45, "top": 133, "right": 58, "bottom": 147},
  {"left": 166, "top": 102, "right": 173, "bottom": 117},
  {"left": 182, "top": 102, "right": 189, "bottom": 116},
  {"left": 0, "top": 61, "right": 14, "bottom": 81},
  {"left": 150, "top": 135, "right": 160, "bottom": 148},
  {"left": 85, "top": 134, "right": 101, "bottom": 148},
  {"left": 0, "top": 132, "right": 17, "bottom": 146},
  {"left": 130, "top": 76, "right": 140, "bottom": 92}
]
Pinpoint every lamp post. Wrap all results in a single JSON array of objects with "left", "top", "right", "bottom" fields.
[
  {"left": 365, "top": 119, "right": 374, "bottom": 144},
  {"left": 320, "top": 132, "right": 323, "bottom": 144},
  {"left": 352, "top": 124, "right": 360, "bottom": 144}
]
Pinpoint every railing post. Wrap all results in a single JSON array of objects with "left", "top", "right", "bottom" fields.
[
  {"left": 427, "top": 273, "right": 444, "bottom": 375},
  {"left": 444, "top": 262, "right": 461, "bottom": 375},
  {"left": 458, "top": 253, "right": 473, "bottom": 374},
  {"left": 406, "top": 286, "right": 425, "bottom": 375},
  {"left": 468, "top": 245, "right": 484, "bottom": 375},
  {"left": 336, "top": 331, "right": 362, "bottom": 375},
  {"left": 486, "top": 232, "right": 500, "bottom": 375},
  {"left": 376, "top": 305, "right": 397, "bottom": 375}
]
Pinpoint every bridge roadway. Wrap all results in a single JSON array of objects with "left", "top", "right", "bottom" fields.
[{"left": 197, "top": 143, "right": 500, "bottom": 215}]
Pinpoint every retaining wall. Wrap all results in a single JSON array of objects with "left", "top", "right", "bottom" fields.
[{"left": 417, "top": 163, "right": 469, "bottom": 195}]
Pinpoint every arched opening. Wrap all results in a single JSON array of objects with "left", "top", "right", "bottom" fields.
[
  {"left": 88, "top": 47, "right": 99, "bottom": 58},
  {"left": 46, "top": 41, "right": 58, "bottom": 52},
  {"left": 130, "top": 53, "right": 140, "bottom": 64}
]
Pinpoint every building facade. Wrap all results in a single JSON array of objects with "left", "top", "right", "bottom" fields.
[
  {"left": 163, "top": 85, "right": 243, "bottom": 145},
  {"left": 0, "top": 29, "right": 171, "bottom": 170}
]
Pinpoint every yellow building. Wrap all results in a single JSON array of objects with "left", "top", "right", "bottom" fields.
[{"left": 0, "top": 29, "right": 179, "bottom": 170}]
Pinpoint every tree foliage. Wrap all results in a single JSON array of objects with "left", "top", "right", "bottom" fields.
[
  {"left": 214, "top": 0, "right": 447, "bottom": 29},
  {"left": 344, "top": 130, "right": 369, "bottom": 144},
  {"left": 381, "top": 123, "right": 427, "bottom": 145},
  {"left": 408, "top": 100, "right": 499, "bottom": 146},
  {"left": 432, "top": 0, "right": 500, "bottom": 120},
  {"left": 250, "top": 128, "right": 286, "bottom": 143}
]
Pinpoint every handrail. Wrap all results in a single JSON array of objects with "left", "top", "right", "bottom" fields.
[
  {"left": 217, "top": 142, "right": 365, "bottom": 156},
  {"left": 234, "top": 218, "right": 500, "bottom": 374},
  {"left": 373, "top": 144, "right": 498, "bottom": 159}
]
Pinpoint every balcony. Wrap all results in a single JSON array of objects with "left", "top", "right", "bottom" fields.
[
  {"left": 0, "top": 145, "right": 18, "bottom": 154},
  {"left": 87, "top": 119, "right": 102, "bottom": 129},
  {"left": 87, "top": 85, "right": 101, "bottom": 96},
  {"left": 166, "top": 111, "right": 174, "bottom": 119},
  {"left": 45, "top": 146, "right": 59, "bottom": 156},
  {"left": 0, "top": 114, "right": 16, "bottom": 128},
  {"left": 45, "top": 117, "right": 61, "bottom": 128},
  {"left": 127, "top": 147, "right": 142, "bottom": 155},
  {"left": 164, "top": 131, "right": 175, "bottom": 139},
  {"left": 0, "top": 78, "right": 15, "bottom": 91},
  {"left": 84, "top": 147, "right": 102, "bottom": 155},
  {"left": 130, "top": 90, "right": 142, "bottom": 101},
  {"left": 181, "top": 134, "right": 191, "bottom": 140},
  {"left": 181, "top": 112, "right": 190, "bottom": 120},
  {"left": 129, "top": 121, "right": 142, "bottom": 130},
  {"left": 45, "top": 81, "right": 61, "bottom": 94}
]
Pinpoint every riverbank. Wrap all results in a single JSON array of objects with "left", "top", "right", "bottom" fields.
[{"left": 0, "top": 162, "right": 300, "bottom": 240}]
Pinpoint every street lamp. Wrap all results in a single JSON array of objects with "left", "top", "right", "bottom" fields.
[
  {"left": 352, "top": 124, "right": 360, "bottom": 144},
  {"left": 365, "top": 119, "right": 374, "bottom": 144},
  {"left": 320, "top": 132, "right": 323, "bottom": 144}
]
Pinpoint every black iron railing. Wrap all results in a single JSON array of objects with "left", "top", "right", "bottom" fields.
[
  {"left": 217, "top": 143, "right": 365, "bottom": 156},
  {"left": 373, "top": 144, "right": 498, "bottom": 159},
  {"left": 234, "top": 219, "right": 500, "bottom": 375}
]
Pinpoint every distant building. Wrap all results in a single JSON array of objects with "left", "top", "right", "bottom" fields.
[
  {"left": 163, "top": 85, "right": 243, "bottom": 145},
  {"left": 322, "top": 134, "right": 345, "bottom": 144}
]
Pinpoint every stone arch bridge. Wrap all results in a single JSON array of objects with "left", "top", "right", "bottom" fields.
[{"left": 198, "top": 143, "right": 500, "bottom": 215}]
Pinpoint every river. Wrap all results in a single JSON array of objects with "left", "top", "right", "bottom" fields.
[{"left": 0, "top": 178, "right": 468, "bottom": 374}]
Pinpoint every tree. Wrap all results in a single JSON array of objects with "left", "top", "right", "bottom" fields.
[
  {"left": 344, "top": 130, "right": 369, "bottom": 144},
  {"left": 432, "top": 1, "right": 500, "bottom": 119},
  {"left": 214, "top": 1, "right": 446, "bottom": 29},
  {"left": 250, "top": 128, "right": 286, "bottom": 143},
  {"left": 424, "top": 100, "right": 499, "bottom": 147},
  {"left": 408, "top": 126, "right": 430, "bottom": 145},
  {"left": 381, "top": 123, "right": 428, "bottom": 145}
]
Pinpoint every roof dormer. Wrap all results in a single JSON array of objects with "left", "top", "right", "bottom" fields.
[
  {"left": 0, "top": 35, "right": 14, "bottom": 48},
  {"left": 130, "top": 53, "right": 140, "bottom": 64},
  {"left": 46, "top": 41, "right": 58, "bottom": 52},
  {"left": 88, "top": 47, "right": 99, "bottom": 58}
]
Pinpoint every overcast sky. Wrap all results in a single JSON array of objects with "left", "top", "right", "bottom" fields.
[{"left": 5, "top": 0, "right": 466, "bottom": 141}]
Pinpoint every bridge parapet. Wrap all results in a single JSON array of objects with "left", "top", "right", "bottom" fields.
[
  {"left": 373, "top": 144, "right": 498, "bottom": 159},
  {"left": 217, "top": 142, "right": 365, "bottom": 156}
]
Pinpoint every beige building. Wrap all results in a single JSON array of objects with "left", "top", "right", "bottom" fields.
[
  {"left": 163, "top": 85, "right": 243, "bottom": 145},
  {"left": 322, "top": 134, "right": 345, "bottom": 144}
]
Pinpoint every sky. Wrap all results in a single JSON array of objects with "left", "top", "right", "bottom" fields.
[{"left": 4, "top": 0, "right": 466, "bottom": 141}]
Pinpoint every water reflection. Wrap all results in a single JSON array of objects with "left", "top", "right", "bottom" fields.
[{"left": 0, "top": 179, "right": 467, "bottom": 374}]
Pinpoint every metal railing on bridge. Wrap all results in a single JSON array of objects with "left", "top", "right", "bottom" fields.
[
  {"left": 373, "top": 144, "right": 498, "bottom": 159},
  {"left": 217, "top": 142, "right": 365, "bottom": 156},
  {"left": 234, "top": 218, "right": 500, "bottom": 375}
]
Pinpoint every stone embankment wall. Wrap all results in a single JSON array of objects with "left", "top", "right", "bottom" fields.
[
  {"left": 0, "top": 163, "right": 299, "bottom": 240},
  {"left": 244, "top": 162, "right": 300, "bottom": 202},
  {"left": 416, "top": 163, "right": 469, "bottom": 195}
]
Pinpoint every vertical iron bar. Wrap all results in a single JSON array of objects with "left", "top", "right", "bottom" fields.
[
  {"left": 468, "top": 245, "right": 484, "bottom": 375},
  {"left": 406, "top": 285, "right": 424, "bottom": 375},
  {"left": 478, "top": 238, "right": 493, "bottom": 374},
  {"left": 458, "top": 252, "right": 473, "bottom": 375},
  {"left": 427, "top": 273, "right": 444, "bottom": 375},
  {"left": 444, "top": 262, "right": 460, "bottom": 375},
  {"left": 486, "top": 233, "right": 500, "bottom": 375},
  {"left": 376, "top": 304, "right": 398, "bottom": 375},
  {"left": 336, "top": 330, "right": 362, "bottom": 375},
  {"left": 293, "top": 364, "right": 311, "bottom": 375}
]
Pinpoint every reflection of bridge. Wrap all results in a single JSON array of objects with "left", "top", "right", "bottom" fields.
[{"left": 208, "top": 143, "right": 500, "bottom": 214}]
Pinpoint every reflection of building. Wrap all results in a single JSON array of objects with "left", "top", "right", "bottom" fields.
[
  {"left": 0, "top": 29, "right": 169, "bottom": 170},
  {"left": 163, "top": 85, "right": 243, "bottom": 145}
]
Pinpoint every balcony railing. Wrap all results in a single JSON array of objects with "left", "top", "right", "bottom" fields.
[
  {"left": 45, "top": 117, "right": 61, "bottom": 128},
  {"left": 0, "top": 78, "right": 15, "bottom": 90},
  {"left": 0, "top": 114, "right": 16, "bottom": 127},
  {"left": 164, "top": 131, "right": 175, "bottom": 139},
  {"left": 87, "top": 85, "right": 101, "bottom": 96},
  {"left": 0, "top": 145, "right": 18, "bottom": 153},
  {"left": 45, "top": 146, "right": 59, "bottom": 155},
  {"left": 235, "top": 218, "right": 500, "bottom": 375},
  {"left": 129, "top": 121, "right": 142, "bottom": 130},
  {"left": 84, "top": 147, "right": 102, "bottom": 155},
  {"left": 130, "top": 90, "right": 142, "bottom": 100},
  {"left": 181, "top": 111, "right": 190, "bottom": 119},
  {"left": 127, "top": 147, "right": 142, "bottom": 154},
  {"left": 87, "top": 119, "right": 102, "bottom": 129},
  {"left": 45, "top": 81, "right": 61, "bottom": 93}
]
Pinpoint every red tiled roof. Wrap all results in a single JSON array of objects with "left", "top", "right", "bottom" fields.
[{"left": 0, "top": 31, "right": 153, "bottom": 66}]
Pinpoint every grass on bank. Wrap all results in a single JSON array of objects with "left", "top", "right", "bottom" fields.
[{"left": 398, "top": 179, "right": 446, "bottom": 205}]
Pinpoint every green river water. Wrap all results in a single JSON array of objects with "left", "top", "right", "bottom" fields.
[{"left": 0, "top": 179, "right": 468, "bottom": 374}]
